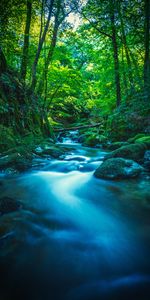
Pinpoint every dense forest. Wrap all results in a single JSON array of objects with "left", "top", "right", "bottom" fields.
[{"left": 0, "top": 0, "right": 150, "bottom": 149}]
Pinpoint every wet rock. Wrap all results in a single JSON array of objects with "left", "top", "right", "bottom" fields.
[
  {"left": 34, "top": 142, "right": 66, "bottom": 159},
  {"left": 144, "top": 150, "right": 150, "bottom": 171},
  {"left": 0, "top": 147, "right": 33, "bottom": 173},
  {"left": 0, "top": 197, "right": 21, "bottom": 215},
  {"left": 41, "top": 146, "right": 65, "bottom": 158},
  {"left": 64, "top": 155, "right": 87, "bottom": 162},
  {"left": 82, "top": 134, "right": 107, "bottom": 147},
  {"left": 0, "top": 153, "right": 20, "bottom": 169},
  {"left": 3, "top": 168, "right": 19, "bottom": 175},
  {"left": 94, "top": 158, "right": 143, "bottom": 179},
  {"left": 105, "top": 143, "right": 147, "bottom": 162},
  {"left": 107, "top": 142, "right": 129, "bottom": 151}
]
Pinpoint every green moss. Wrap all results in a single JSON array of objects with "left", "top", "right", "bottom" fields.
[
  {"left": 105, "top": 143, "right": 147, "bottom": 162},
  {"left": 82, "top": 134, "right": 107, "bottom": 147},
  {"left": 0, "top": 125, "right": 17, "bottom": 151},
  {"left": 135, "top": 136, "right": 150, "bottom": 149},
  {"left": 107, "top": 142, "right": 129, "bottom": 150},
  {"left": 128, "top": 133, "right": 146, "bottom": 143},
  {"left": 94, "top": 158, "right": 143, "bottom": 179}
]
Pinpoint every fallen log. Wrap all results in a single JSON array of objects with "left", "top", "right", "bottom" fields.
[{"left": 53, "top": 123, "right": 101, "bottom": 132}]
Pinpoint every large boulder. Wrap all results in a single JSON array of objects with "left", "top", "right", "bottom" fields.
[
  {"left": 94, "top": 158, "right": 143, "bottom": 179},
  {"left": 107, "top": 142, "right": 129, "bottom": 151},
  {"left": 0, "top": 148, "right": 32, "bottom": 172},
  {"left": 34, "top": 142, "right": 66, "bottom": 159},
  {"left": 105, "top": 143, "right": 147, "bottom": 162}
]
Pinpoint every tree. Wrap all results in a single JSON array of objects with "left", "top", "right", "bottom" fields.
[
  {"left": 20, "top": 0, "right": 32, "bottom": 81},
  {"left": 31, "top": 0, "right": 55, "bottom": 90},
  {"left": 109, "top": 0, "right": 121, "bottom": 107},
  {"left": 38, "top": 0, "right": 63, "bottom": 96},
  {"left": 144, "top": 0, "right": 150, "bottom": 100}
]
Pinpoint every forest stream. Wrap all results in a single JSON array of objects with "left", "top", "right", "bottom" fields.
[{"left": 0, "top": 132, "right": 150, "bottom": 300}]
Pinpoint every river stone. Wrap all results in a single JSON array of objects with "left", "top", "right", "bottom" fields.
[
  {"left": 107, "top": 142, "right": 129, "bottom": 151},
  {"left": 94, "top": 158, "right": 143, "bottom": 179},
  {"left": 105, "top": 143, "right": 147, "bottom": 162},
  {"left": 0, "top": 197, "right": 21, "bottom": 215}
]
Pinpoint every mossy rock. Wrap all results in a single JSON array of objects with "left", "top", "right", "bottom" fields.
[
  {"left": 135, "top": 136, "right": 150, "bottom": 149},
  {"left": 34, "top": 143, "right": 65, "bottom": 159},
  {"left": 107, "top": 142, "right": 129, "bottom": 151},
  {"left": 82, "top": 134, "right": 107, "bottom": 147},
  {"left": 128, "top": 133, "right": 146, "bottom": 143},
  {"left": 83, "top": 135, "right": 100, "bottom": 147},
  {"left": 0, "top": 153, "right": 21, "bottom": 169},
  {"left": 0, "top": 147, "right": 33, "bottom": 171},
  {"left": 94, "top": 158, "right": 143, "bottom": 179},
  {"left": 105, "top": 143, "right": 147, "bottom": 162},
  {"left": 42, "top": 146, "right": 65, "bottom": 158}
]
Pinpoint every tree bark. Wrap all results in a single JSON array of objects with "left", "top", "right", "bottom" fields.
[
  {"left": 0, "top": 47, "right": 7, "bottom": 74},
  {"left": 54, "top": 123, "right": 102, "bottom": 132},
  {"left": 144, "top": 0, "right": 150, "bottom": 100},
  {"left": 38, "top": 0, "right": 61, "bottom": 96},
  {"left": 20, "top": 0, "right": 32, "bottom": 81},
  {"left": 118, "top": 1, "right": 134, "bottom": 91},
  {"left": 31, "top": 0, "right": 54, "bottom": 90},
  {"left": 121, "top": 47, "right": 128, "bottom": 95},
  {"left": 110, "top": 4, "right": 121, "bottom": 107}
]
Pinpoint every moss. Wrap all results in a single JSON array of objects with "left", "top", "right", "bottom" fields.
[
  {"left": 83, "top": 135, "right": 99, "bottom": 146},
  {"left": 135, "top": 136, "right": 150, "bottom": 149},
  {"left": 105, "top": 143, "right": 147, "bottom": 162},
  {"left": 128, "top": 133, "right": 146, "bottom": 143},
  {"left": 107, "top": 142, "right": 129, "bottom": 150},
  {"left": 94, "top": 158, "right": 143, "bottom": 179},
  {"left": 82, "top": 134, "right": 107, "bottom": 147},
  {"left": 0, "top": 125, "right": 17, "bottom": 151}
]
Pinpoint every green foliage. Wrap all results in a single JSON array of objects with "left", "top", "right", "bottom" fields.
[
  {"left": 0, "top": 0, "right": 149, "bottom": 147},
  {"left": 0, "top": 125, "right": 16, "bottom": 151},
  {"left": 135, "top": 136, "right": 150, "bottom": 149}
]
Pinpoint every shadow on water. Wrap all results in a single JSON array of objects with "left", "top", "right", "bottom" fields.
[{"left": 0, "top": 141, "right": 150, "bottom": 299}]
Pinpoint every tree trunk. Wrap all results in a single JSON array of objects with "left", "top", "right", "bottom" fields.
[
  {"left": 38, "top": 2, "right": 61, "bottom": 96},
  {"left": 110, "top": 4, "right": 121, "bottom": 107},
  {"left": 118, "top": 1, "right": 134, "bottom": 91},
  {"left": 121, "top": 47, "right": 128, "bottom": 95},
  {"left": 20, "top": 0, "right": 32, "bottom": 81},
  {"left": 31, "top": 0, "right": 54, "bottom": 90},
  {"left": 0, "top": 47, "right": 7, "bottom": 74},
  {"left": 54, "top": 123, "right": 102, "bottom": 132},
  {"left": 144, "top": 0, "right": 150, "bottom": 100}
]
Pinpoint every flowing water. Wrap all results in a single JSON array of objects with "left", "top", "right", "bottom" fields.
[{"left": 0, "top": 134, "right": 150, "bottom": 300}]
